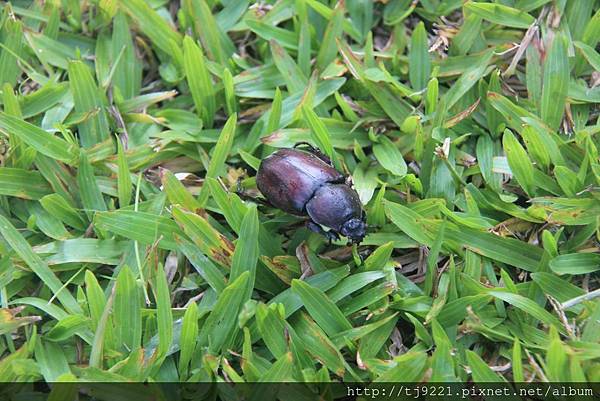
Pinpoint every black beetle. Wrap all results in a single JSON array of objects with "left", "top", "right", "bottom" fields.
[{"left": 256, "top": 144, "right": 367, "bottom": 244}]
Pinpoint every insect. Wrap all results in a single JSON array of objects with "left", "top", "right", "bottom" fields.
[{"left": 256, "top": 144, "right": 367, "bottom": 244}]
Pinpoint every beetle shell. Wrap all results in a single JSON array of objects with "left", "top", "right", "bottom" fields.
[
  {"left": 306, "top": 184, "right": 363, "bottom": 232},
  {"left": 256, "top": 148, "right": 344, "bottom": 214}
]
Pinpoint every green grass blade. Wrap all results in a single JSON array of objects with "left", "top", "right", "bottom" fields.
[
  {"left": 183, "top": 36, "right": 216, "bottom": 128},
  {"left": 540, "top": 34, "right": 569, "bottom": 130},
  {"left": 409, "top": 22, "right": 430, "bottom": 91},
  {"left": 0, "top": 112, "right": 78, "bottom": 165},
  {"left": 119, "top": 0, "right": 182, "bottom": 54},
  {"left": 291, "top": 279, "right": 352, "bottom": 337},
  {"left": 465, "top": 1, "right": 535, "bottom": 29},
  {"left": 0, "top": 215, "right": 81, "bottom": 315},
  {"left": 68, "top": 61, "right": 110, "bottom": 148}
]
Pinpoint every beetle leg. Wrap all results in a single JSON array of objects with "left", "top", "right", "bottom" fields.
[
  {"left": 293, "top": 141, "right": 317, "bottom": 151},
  {"left": 235, "top": 177, "right": 244, "bottom": 194},
  {"left": 235, "top": 177, "right": 273, "bottom": 207},
  {"left": 293, "top": 142, "right": 333, "bottom": 166},
  {"left": 307, "top": 221, "right": 340, "bottom": 244}
]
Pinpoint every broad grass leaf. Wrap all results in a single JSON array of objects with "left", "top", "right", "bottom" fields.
[
  {"left": 316, "top": 1, "right": 344, "bottom": 70},
  {"left": 183, "top": 36, "right": 215, "bottom": 128},
  {"left": 222, "top": 68, "right": 236, "bottom": 116},
  {"left": 256, "top": 303, "right": 287, "bottom": 359},
  {"left": 372, "top": 136, "right": 407, "bottom": 177},
  {"left": 200, "top": 271, "right": 249, "bottom": 353},
  {"left": 68, "top": 61, "right": 110, "bottom": 148},
  {"left": 339, "top": 282, "right": 394, "bottom": 316},
  {"left": 292, "top": 279, "right": 352, "bottom": 337},
  {"left": 476, "top": 135, "right": 501, "bottom": 191},
  {"left": 451, "top": 13, "right": 482, "bottom": 55},
  {"left": 0, "top": 18, "right": 24, "bottom": 87},
  {"left": 549, "top": 253, "right": 600, "bottom": 275},
  {"left": 363, "top": 242, "right": 394, "bottom": 271},
  {"left": 172, "top": 206, "right": 234, "bottom": 266},
  {"left": 178, "top": 301, "right": 198, "bottom": 379},
  {"left": 446, "top": 224, "right": 544, "bottom": 272},
  {"left": 331, "top": 313, "right": 398, "bottom": 349},
  {"left": 206, "top": 177, "right": 246, "bottom": 234},
  {"left": 574, "top": 41, "right": 600, "bottom": 72},
  {"left": 521, "top": 125, "right": 550, "bottom": 171},
  {"left": 176, "top": 236, "right": 226, "bottom": 293},
  {"left": 436, "top": 49, "right": 493, "bottom": 124},
  {"left": 531, "top": 273, "right": 585, "bottom": 311},
  {"left": 271, "top": 40, "right": 307, "bottom": 94},
  {"left": 197, "top": 113, "right": 236, "bottom": 205},
  {"left": 20, "top": 82, "right": 69, "bottom": 119},
  {"left": 116, "top": 138, "right": 132, "bottom": 207},
  {"left": 34, "top": 154, "right": 77, "bottom": 203},
  {"left": 503, "top": 130, "right": 535, "bottom": 196},
  {"left": 259, "top": 352, "right": 295, "bottom": 382},
  {"left": 269, "top": 266, "right": 350, "bottom": 318},
  {"left": 353, "top": 162, "right": 378, "bottom": 205},
  {"left": 252, "top": 79, "right": 345, "bottom": 149},
  {"left": 245, "top": 19, "right": 298, "bottom": 50},
  {"left": 384, "top": 200, "right": 434, "bottom": 245},
  {"left": 438, "top": 294, "right": 492, "bottom": 326},
  {"left": 119, "top": 0, "right": 182, "bottom": 54},
  {"left": 554, "top": 166, "right": 581, "bottom": 197},
  {"left": 119, "top": 91, "right": 177, "bottom": 113},
  {"left": 301, "top": 106, "right": 337, "bottom": 169},
  {"left": 512, "top": 338, "right": 524, "bottom": 382},
  {"left": 540, "top": 34, "right": 569, "bottom": 130},
  {"left": 485, "top": 92, "right": 568, "bottom": 169},
  {"left": 151, "top": 262, "right": 173, "bottom": 364},
  {"left": 266, "top": 87, "right": 282, "bottom": 135},
  {"left": 230, "top": 205, "right": 259, "bottom": 300},
  {"left": 0, "top": 168, "right": 51, "bottom": 200},
  {"left": 183, "top": 0, "right": 234, "bottom": 65},
  {"left": 94, "top": 210, "right": 184, "bottom": 250},
  {"left": 160, "top": 168, "right": 201, "bottom": 211},
  {"left": 0, "top": 215, "right": 81, "bottom": 315},
  {"left": 373, "top": 351, "right": 428, "bottom": 382},
  {"left": 34, "top": 340, "right": 70, "bottom": 382},
  {"left": 489, "top": 291, "right": 565, "bottom": 334},
  {"left": 34, "top": 238, "right": 127, "bottom": 265},
  {"left": 290, "top": 313, "right": 345, "bottom": 377},
  {"left": 364, "top": 81, "right": 412, "bottom": 128},
  {"left": 409, "top": 22, "right": 430, "bottom": 91},
  {"left": 546, "top": 327, "right": 569, "bottom": 381},
  {"left": 112, "top": 12, "right": 142, "bottom": 99},
  {"left": 84, "top": 270, "right": 107, "bottom": 333},
  {"left": 430, "top": 319, "right": 457, "bottom": 381},
  {"left": 466, "top": 350, "right": 506, "bottom": 382},
  {"left": 46, "top": 315, "right": 89, "bottom": 342},
  {"left": 327, "top": 271, "right": 386, "bottom": 302},
  {"left": 0, "top": 112, "right": 78, "bottom": 165},
  {"left": 465, "top": 2, "right": 535, "bottom": 29},
  {"left": 77, "top": 152, "right": 107, "bottom": 215},
  {"left": 40, "top": 194, "right": 87, "bottom": 231},
  {"left": 298, "top": 13, "right": 311, "bottom": 76},
  {"left": 358, "top": 313, "right": 397, "bottom": 359},
  {"left": 114, "top": 266, "right": 142, "bottom": 352}
]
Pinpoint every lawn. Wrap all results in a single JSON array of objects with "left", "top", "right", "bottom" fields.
[{"left": 0, "top": 0, "right": 599, "bottom": 390}]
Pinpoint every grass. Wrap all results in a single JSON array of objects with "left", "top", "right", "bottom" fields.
[{"left": 0, "top": 0, "right": 598, "bottom": 387}]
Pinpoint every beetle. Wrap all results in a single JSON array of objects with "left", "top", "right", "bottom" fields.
[{"left": 256, "top": 144, "right": 367, "bottom": 244}]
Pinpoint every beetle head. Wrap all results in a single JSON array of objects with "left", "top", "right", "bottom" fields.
[{"left": 340, "top": 218, "right": 367, "bottom": 244}]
